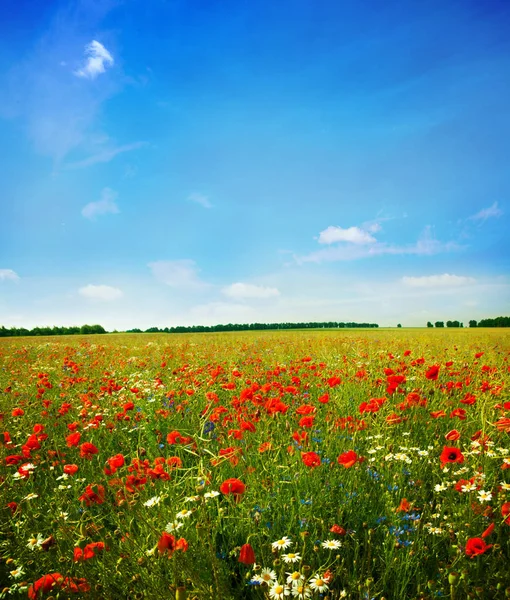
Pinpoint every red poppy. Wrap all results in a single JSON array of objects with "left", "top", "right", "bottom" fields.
[
  {"left": 465, "top": 537, "right": 492, "bottom": 557},
  {"left": 337, "top": 450, "right": 360, "bottom": 468},
  {"left": 176, "top": 537, "right": 189, "bottom": 552},
  {"left": 301, "top": 451, "right": 321, "bottom": 468},
  {"left": 440, "top": 446, "right": 464, "bottom": 468},
  {"left": 239, "top": 543, "right": 256, "bottom": 564},
  {"left": 481, "top": 522, "right": 495, "bottom": 539},
  {"left": 396, "top": 498, "right": 411, "bottom": 513},
  {"left": 158, "top": 532, "right": 176, "bottom": 556},
  {"left": 80, "top": 442, "right": 99, "bottom": 458},
  {"left": 28, "top": 573, "right": 64, "bottom": 599},
  {"left": 220, "top": 478, "right": 246, "bottom": 497},
  {"left": 445, "top": 430, "right": 461, "bottom": 441},
  {"left": 298, "top": 416, "right": 315, "bottom": 429},
  {"left": 330, "top": 524, "right": 347, "bottom": 535},
  {"left": 66, "top": 432, "right": 81, "bottom": 447},
  {"left": 63, "top": 464, "right": 79, "bottom": 475},
  {"left": 318, "top": 393, "right": 329, "bottom": 404},
  {"left": 79, "top": 484, "right": 105, "bottom": 506},
  {"left": 425, "top": 365, "right": 440, "bottom": 380},
  {"left": 502, "top": 502, "right": 510, "bottom": 525},
  {"left": 11, "top": 408, "right": 24, "bottom": 417}
]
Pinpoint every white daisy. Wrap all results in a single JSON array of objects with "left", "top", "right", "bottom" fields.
[
  {"left": 478, "top": 490, "right": 492, "bottom": 503},
  {"left": 321, "top": 539, "right": 341, "bottom": 550},
  {"left": 282, "top": 552, "right": 302, "bottom": 564},
  {"left": 309, "top": 575, "right": 329, "bottom": 593},
  {"left": 291, "top": 583, "right": 311, "bottom": 598},
  {"left": 204, "top": 490, "right": 220, "bottom": 499},
  {"left": 26, "top": 534, "right": 44, "bottom": 551},
  {"left": 461, "top": 482, "right": 476, "bottom": 493},
  {"left": 269, "top": 583, "right": 290, "bottom": 599},
  {"left": 175, "top": 509, "right": 192, "bottom": 519},
  {"left": 272, "top": 536, "right": 292, "bottom": 550},
  {"left": 9, "top": 566, "right": 25, "bottom": 579},
  {"left": 500, "top": 482, "right": 510, "bottom": 491},
  {"left": 259, "top": 568, "right": 277, "bottom": 584},
  {"left": 165, "top": 521, "right": 183, "bottom": 533},
  {"left": 144, "top": 495, "right": 162, "bottom": 508},
  {"left": 23, "top": 493, "right": 39, "bottom": 501},
  {"left": 185, "top": 495, "right": 200, "bottom": 502},
  {"left": 286, "top": 571, "right": 304, "bottom": 585}
]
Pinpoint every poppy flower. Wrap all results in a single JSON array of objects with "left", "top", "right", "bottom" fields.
[
  {"left": 158, "top": 532, "right": 176, "bottom": 556},
  {"left": 301, "top": 451, "right": 321, "bottom": 468},
  {"left": 220, "top": 478, "right": 246, "bottom": 497},
  {"left": 66, "top": 432, "right": 81, "bottom": 447},
  {"left": 63, "top": 464, "right": 79, "bottom": 475},
  {"left": 329, "top": 524, "right": 346, "bottom": 536},
  {"left": 425, "top": 365, "right": 440, "bottom": 380},
  {"left": 80, "top": 442, "right": 99, "bottom": 458},
  {"left": 79, "top": 484, "right": 105, "bottom": 506},
  {"left": 481, "top": 522, "right": 495, "bottom": 539},
  {"left": 465, "top": 537, "right": 492, "bottom": 557},
  {"left": 239, "top": 543, "right": 256, "bottom": 564},
  {"left": 502, "top": 502, "right": 510, "bottom": 525},
  {"left": 28, "top": 573, "right": 64, "bottom": 599},
  {"left": 396, "top": 498, "right": 411, "bottom": 513},
  {"left": 440, "top": 446, "right": 465, "bottom": 468},
  {"left": 176, "top": 537, "right": 189, "bottom": 552},
  {"left": 337, "top": 450, "right": 360, "bottom": 468},
  {"left": 445, "top": 430, "right": 461, "bottom": 441}
]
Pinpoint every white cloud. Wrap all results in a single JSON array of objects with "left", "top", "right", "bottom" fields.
[
  {"left": 148, "top": 260, "right": 206, "bottom": 288},
  {"left": 78, "top": 284, "right": 123, "bottom": 301},
  {"left": 318, "top": 226, "right": 376, "bottom": 245},
  {"left": 74, "top": 40, "right": 114, "bottom": 79},
  {"left": 81, "top": 187, "right": 119, "bottom": 219},
  {"left": 222, "top": 282, "right": 280, "bottom": 299},
  {"left": 188, "top": 193, "right": 213, "bottom": 209},
  {"left": 469, "top": 202, "right": 503, "bottom": 222},
  {"left": 0, "top": 269, "right": 19, "bottom": 282},
  {"left": 402, "top": 274, "right": 476, "bottom": 288},
  {"left": 298, "top": 226, "right": 460, "bottom": 264},
  {"left": 65, "top": 142, "right": 147, "bottom": 170}
]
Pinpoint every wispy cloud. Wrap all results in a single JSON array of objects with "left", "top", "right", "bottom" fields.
[
  {"left": 298, "top": 225, "right": 459, "bottom": 264},
  {"left": 188, "top": 193, "right": 213, "bottom": 209},
  {"left": 65, "top": 141, "right": 147, "bottom": 170},
  {"left": 0, "top": 269, "right": 20, "bottom": 282},
  {"left": 402, "top": 274, "right": 475, "bottom": 288},
  {"left": 318, "top": 225, "right": 376, "bottom": 245},
  {"left": 468, "top": 201, "right": 503, "bottom": 223},
  {"left": 74, "top": 40, "right": 114, "bottom": 79},
  {"left": 148, "top": 260, "right": 207, "bottom": 289},
  {"left": 222, "top": 282, "right": 280, "bottom": 299},
  {"left": 81, "top": 187, "right": 120, "bottom": 219},
  {"left": 78, "top": 284, "right": 123, "bottom": 301}
]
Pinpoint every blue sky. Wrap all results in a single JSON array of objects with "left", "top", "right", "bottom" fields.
[{"left": 1, "top": 0, "right": 509, "bottom": 329}]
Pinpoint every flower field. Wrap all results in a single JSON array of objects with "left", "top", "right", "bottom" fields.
[{"left": 1, "top": 329, "right": 509, "bottom": 599}]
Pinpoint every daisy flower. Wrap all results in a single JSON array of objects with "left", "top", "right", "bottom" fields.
[
  {"left": 23, "top": 493, "right": 39, "bottom": 501},
  {"left": 291, "top": 583, "right": 311, "bottom": 599},
  {"left": 461, "top": 482, "right": 476, "bottom": 493},
  {"left": 204, "top": 490, "right": 220, "bottom": 499},
  {"left": 286, "top": 571, "right": 304, "bottom": 585},
  {"left": 176, "top": 509, "right": 192, "bottom": 519},
  {"left": 321, "top": 539, "right": 341, "bottom": 550},
  {"left": 165, "top": 521, "right": 183, "bottom": 533},
  {"left": 282, "top": 552, "right": 302, "bottom": 564},
  {"left": 272, "top": 536, "right": 292, "bottom": 551},
  {"left": 9, "top": 566, "right": 25, "bottom": 579},
  {"left": 144, "top": 495, "right": 162, "bottom": 508},
  {"left": 478, "top": 490, "right": 492, "bottom": 503},
  {"left": 309, "top": 574, "right": 329, "bottom": 593},
  {"left": 269, "top": 583, "right": 290, "bottom": 599},
  {"left": 26, "top": 534, "right": 44, "bottom": 551},
  {"left": 500, "top": 482, "right": 510, "bottom": 491},
  {"left": 259, "top": 568, "right": 277, "bottom": 584}
]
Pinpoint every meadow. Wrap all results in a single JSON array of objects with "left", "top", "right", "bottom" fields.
[{"left": 0, "top": 329, "right": 509, "bottom": 599}]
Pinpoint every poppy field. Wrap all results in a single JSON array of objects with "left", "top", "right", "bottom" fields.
[{"left": 1, "top": 329, "right": 509, "bottom": 599}]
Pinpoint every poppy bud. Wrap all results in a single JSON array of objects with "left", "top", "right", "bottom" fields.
[{"left": 238, "top": 543, "right": 255, "bottom": 565}]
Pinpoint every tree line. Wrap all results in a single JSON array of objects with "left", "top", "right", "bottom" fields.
[
  {"left": 128, "top": 321, "right": 380, "bottom": 334},
  {"left": 0, "top": 324, "right": 106, "bottom": 337},
  {"left": 426, "top": 316, "right": 510, "bottom": 328}
]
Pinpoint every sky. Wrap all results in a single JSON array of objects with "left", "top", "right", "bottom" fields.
[{"left": 1, "top": 0, "right": 509, "bottom": 330}]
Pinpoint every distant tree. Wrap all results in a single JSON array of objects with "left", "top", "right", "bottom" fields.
[
  {"left": 469, "top": 320, "right": 477, "bottom": 328},
  {"left": 397, "top": 324, "right": 402, "bottom": 328},
  {"left": 427, "top": 322, "right": 434, "bottom": 328},
  {"left": 435, "top": 321, "right": 444, "bottom": 328}
]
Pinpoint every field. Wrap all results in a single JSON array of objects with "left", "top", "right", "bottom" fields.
[{"left": 1, "top": 329, "right": 509, "bottom": 599}]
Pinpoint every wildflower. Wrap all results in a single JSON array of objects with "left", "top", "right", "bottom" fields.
[
  {"left": 502, "top": 502, "right": 510, "bottom": 525},
  {"left": 9, "top": 566, "right": 25, "bottom": 579},
  {"left": 477, "top": 490, "right": 492, "bottom": 503},
  {"left": 286, "top": 571, "right": 304, "bottom": 584},
  {"left": 63, "top": 464, "right": 79, "bottom": 475},
  {"left": 309, "top": 574, "right": 329, "bottom": 593},
  {"left": 23, "top": 493, "right": 39, "bottom": 501},
  {"left": 79, "top": 442, "right": 99, "bottom": 459},
  {"left": 337, "top": 450, "right": 361, "bottom": 468},
  {"left": 158, "top": 532, "right": 176, "bottom": 556},
  {"left": 269, "top": 583, "right": 290, "bottom": 598},
  {"left": 440, "top": 446, "right": 465, "bottom": 469},
  {"left": 330, "top": 524, "right": 347, "bottom": 535},
  {"left": 465, "top": 537, "right": 492, "bottom": 557},
  {"left": 165, "top": 521, "right": 183, "bottom": 533},
  {"left": 219, "top": 478, "right": 246, "bottom": 498},
  {"left": 176, "top": 509, "right": 192, "bottom": 519},
  {"left": 79, "top": 483, "right": 105, "bottom": 506},
  {"left": 272, "top": 536, "right": 292, "bottom": 550},
  {"left": 239, "top": 543, "right": 256, "bottom": 565},
  {"left": 204, "top": 490, "right": 220, "bottom": 499},
  {"left": 282, "top": 552, "right": 302, "bottom": 563},
  {"left": 144, "top": 495, "right": 162, "bottom": 508},
  {"left": 28, "top": 573, "right": 64, "bottom": 599},
  {"left": 27, "top": 534, "right": 45, "bottom": 551},
  {"left": 259, "top": 568, "right": 277, "bottom": 583},
  {"left": 301, "top": 452, "right": 321, "bottom": 468},
  {"left": 321, "top": 539, "right": 341, "bottom": 549},
  {"left": 291, "top": 583, "right": 311, "bottom": 598},
  {"left": 445, "top": 430, "right": 461, "bottom": 441},
  {"left": 425, "top": 365, "right": 440, "bottom": 380}
]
